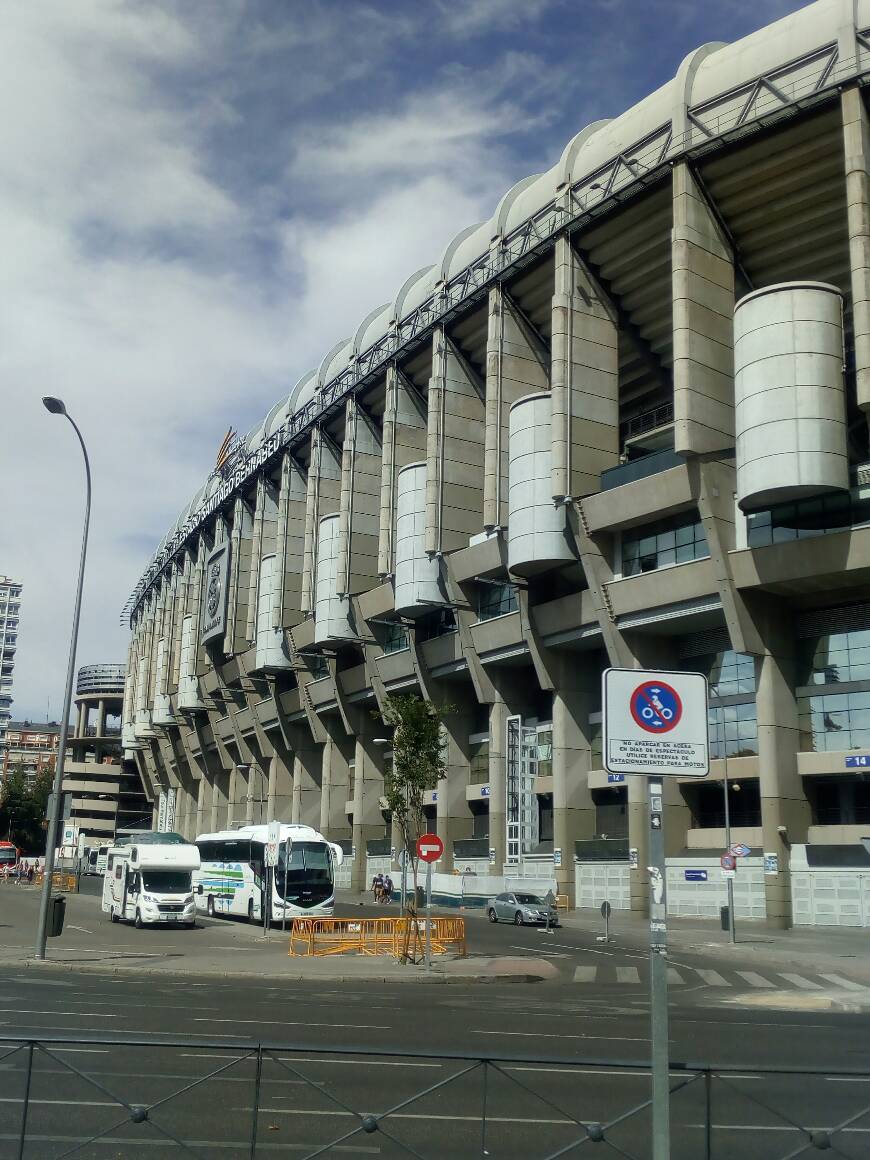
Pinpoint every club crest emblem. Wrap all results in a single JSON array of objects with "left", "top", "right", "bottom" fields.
[{"left": 207, "top": 562, "right": 222, "bottom": 619}]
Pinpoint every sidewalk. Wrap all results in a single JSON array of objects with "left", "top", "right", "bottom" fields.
[
  {"left": 337, "top": 890, "right": 870, "bottom": 983},
  {"left": 0, "top": 885, "right": 557, "bottom": 985}
]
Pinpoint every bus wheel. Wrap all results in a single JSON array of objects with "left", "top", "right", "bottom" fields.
[
  {"left": 134, "top": 909, "right": 144, "bottom": 929},
  {"left": 110, "top": 908, "right": 119, "bottom": 924},
  {"left": 207, "top": 896, "right": 215, "bottom": 918},
  {"left": 248, "top": 898, "right": 254, "bottom": 923}
]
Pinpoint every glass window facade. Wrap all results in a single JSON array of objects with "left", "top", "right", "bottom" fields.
[
  {"left": 621, "top": 513, "right": 708, "bottom": 576},
  {"left": 798, "top": 690, "right": 870, "bottom": 752},
  {"left": 416, "top": 608, "right": 457, "bottom": 641},
  {"left": 382, "top": 623, "right": 409, "bottom": 655},
  {"left": 469, "top": 740, "right": 489, "bottom": 785},
  {"left": 708, "top": 701, "right": 758, "bottom": 759},
  {"left": 476, "top": 583, "right": 519, "bottom": 621},
  {"left": 798, "top": 627, "right": 870, "bottom": 686},
  {"left": 747, "top": 491, "right": 870, "bottom": 548}
]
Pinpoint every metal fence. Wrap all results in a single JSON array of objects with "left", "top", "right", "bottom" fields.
[{"left": 1, "top": 1031, "right": 868, "bottom": 1159}]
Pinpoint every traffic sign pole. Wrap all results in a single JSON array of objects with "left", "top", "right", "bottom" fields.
[
  {"left": 425, "top": 861, "right": 432, "bottom": 971},
  {"left": 647, "top": 779, "right": 670, "bottom": 1160}
]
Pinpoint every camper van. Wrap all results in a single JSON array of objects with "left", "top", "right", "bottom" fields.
[{"left": 102, "top": 839, "right": 200, "bottom": 928}]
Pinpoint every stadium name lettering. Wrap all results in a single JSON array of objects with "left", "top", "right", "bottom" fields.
[{"left": 163, "top": 429, "right": 285, "bottom": 561}]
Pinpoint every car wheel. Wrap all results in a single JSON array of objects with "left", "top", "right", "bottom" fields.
[
  {"left": 134, "top": 909, "right": 143, "bottom": 930},
  {"left": 488, "top": 908, "right": 498, "bottom": 924},
  {"left": 110, "top": 908, "right": 119, "bottom": 924},
  {"left": 207, "top": 895, "right": 215, "bottom": 917},
  {"left": 248, "top": 898, "right": 255, "bottom": 923},
  {"left": 514, "top": 911, "right": 524, "bottom": 926}
]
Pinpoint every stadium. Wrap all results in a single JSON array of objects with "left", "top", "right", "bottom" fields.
[{"left": 123, "top": 0, "right": 870, "bottom": 928}]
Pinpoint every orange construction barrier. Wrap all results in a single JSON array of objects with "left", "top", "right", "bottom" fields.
[{"left": 289, "top": 915, "right": 466, "bottom": 959}]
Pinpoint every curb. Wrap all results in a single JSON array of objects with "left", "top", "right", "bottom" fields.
[{"left": 16, "top": 957, "right": 548, "bottom": 986}]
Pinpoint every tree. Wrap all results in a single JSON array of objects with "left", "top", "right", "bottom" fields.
[
  {"left": 376, "top": 694, "right": 453, "bottom": 963},
  {"left": 0, "top": 763, "right": 53, "bottom": 855}
]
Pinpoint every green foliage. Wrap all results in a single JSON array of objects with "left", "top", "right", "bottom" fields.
[
  {"left": 377, "top": 694, "right": 453, "bottom": 869},
  {"left": 0, "top": 762, "right": 53, "bottom": 855}
]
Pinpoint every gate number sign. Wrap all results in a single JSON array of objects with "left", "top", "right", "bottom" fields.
[{"left": 603, "top": 668, "right": 709, "bottom": 779}]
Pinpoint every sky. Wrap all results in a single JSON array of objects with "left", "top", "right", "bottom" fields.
[{"left": 1, "top": 0, "right": 802, "bottom": 723}]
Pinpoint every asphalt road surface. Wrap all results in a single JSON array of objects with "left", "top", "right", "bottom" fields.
[
  {"left": 2, "top": 966, "right": 869, "bottom": 1159},
  {"left": 2, "top": 878, "right": 868, "bottom": 1158}
]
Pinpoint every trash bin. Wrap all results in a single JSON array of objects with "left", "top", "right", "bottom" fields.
[
  {"left": 48, "top": 894, "right": 66, "bottom": 938},
  {"left": 719, "top": 905, "right": 729, "bottom": 932}
]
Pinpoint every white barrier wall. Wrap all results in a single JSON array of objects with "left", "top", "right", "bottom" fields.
[
  {"left": 393, "top": 462, "right": 443, "bottom": 615},
  {"left": 734, "top": 281, "right": 849, "bottom": 510},
  {"left": 666, "top": 856, "right": 766, "bottom": 920},
  {"left": 790, "top": 846, "right": 870, "bottom": 927},
  {"left": 575, "top": 863, "right": 632, "bottom": 911},
  {"left": 508, "top": 392, "right": 573, "bottom": 576}
]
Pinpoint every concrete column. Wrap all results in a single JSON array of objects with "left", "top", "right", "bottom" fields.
[
  {"left": 270, "top": 751, "right": 293, "bottom": 823},
  {"left": 672, "top": 161, "right": 735, "bottom": 456},
  {"left": 195, "top": 774, "right": 209, "bottom": 837},
  {"left": 487, "top": 697, "right": 509, "bottom": 872},
  {"left": 551, "top": 659, "right": 596, "bottom": 903},
  {"left": 77, "top": 701, "right": 88, "bottom": 739},
  {"left": 320, "top": 733, "right": 352, "bottom": 842},
  {"left": 484, "top": 287, "right": 549, "bottom": 529},
  {"left": 436, "top": 708, "right": 475, "bottom": 872},
  {"left": 754, "top": 603, "right": 809, "bottom": 927},
  {"left": 551, "top": 237, "right": 619, "bottom": 499},
  {"left": 291, "top": 740, "right": 323, "bottom": 829},
  {"left": 351, "top": 726, "right": 386, "bottom": 892},
  {"left": 97, "top": 700, "right": 107, "bottom": 737},
  {"left": 211, "top": 768, "right": 229, "bottom": 830},
  {"left": 842, "top": 86, "right": 870, "bottom": 422}
]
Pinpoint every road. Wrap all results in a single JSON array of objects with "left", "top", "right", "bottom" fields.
[{"left": 1, "top": 880, "right": 868, "bottom": 1158}]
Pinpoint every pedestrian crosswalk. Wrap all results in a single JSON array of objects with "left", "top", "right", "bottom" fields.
[{"left": 571, "top": 963, "right": 868, "bottom": 991}]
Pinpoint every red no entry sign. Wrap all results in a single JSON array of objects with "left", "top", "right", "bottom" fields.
[
  {"left": 417, "top": 834, "right": 444, "bottom": 863},
  {"left": 630, "top": 681, "right": 682, "bottom": 734}
]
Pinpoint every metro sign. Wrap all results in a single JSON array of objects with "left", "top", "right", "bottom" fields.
[{"left": 416, "top": 834, "right": 444, "bottom": 864}]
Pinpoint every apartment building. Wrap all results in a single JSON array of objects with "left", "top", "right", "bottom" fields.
[
  {"left": 0, "top": 576, "right": 21, "bottom": 753},
  {"left": 1, "top": 721, "right": 60, "bottom": 784},
  {"left": 122, "top": 0, "right": 870, "bottom": 928}
]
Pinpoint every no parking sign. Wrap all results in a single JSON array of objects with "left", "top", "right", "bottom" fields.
[{"left": 603, "top": 668, "right": 709, "bottom": 778}]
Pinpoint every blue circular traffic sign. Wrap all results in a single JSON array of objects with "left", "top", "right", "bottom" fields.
[{"left": 630, "top": 681, "right": 682, "bottom": 734}]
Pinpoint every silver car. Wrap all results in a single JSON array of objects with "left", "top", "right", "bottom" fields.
[{"left": 487, "top": 891, "right": 560, "bottom": 926}]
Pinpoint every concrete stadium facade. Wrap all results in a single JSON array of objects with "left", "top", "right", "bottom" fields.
[{"left": 124, "top": 0, "right": 870, "bottom": 928}]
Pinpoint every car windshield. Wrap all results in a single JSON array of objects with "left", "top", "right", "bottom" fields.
[
  {"left": 142, "top": 870, "right": 192, "bottom": 893},
  {"left": 515, "top": 894, "right": 545, "bottom": 905}
]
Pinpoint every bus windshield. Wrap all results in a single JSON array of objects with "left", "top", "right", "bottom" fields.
[
  {"left": 275, "top": 841, "right": 332, "bottom": 903},
  {"left": 142, "top": 870, "right": 192, "bottom": 894},
  {"left": 0, "top": 846, "right": 17, "bottom": 865}
]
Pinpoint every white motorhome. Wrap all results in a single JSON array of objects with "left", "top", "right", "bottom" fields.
[{"left": 102, "top": 837, "right": 200, "bottom": 928}]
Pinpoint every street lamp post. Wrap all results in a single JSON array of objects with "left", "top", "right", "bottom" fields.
[
  {"left": 35, "top": 397, "right": 91, "bottom": 960},
  {"left": 722, "top": 757, "right": 737, "bottom": 944}
]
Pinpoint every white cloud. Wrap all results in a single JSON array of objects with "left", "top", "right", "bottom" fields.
[{"left": 435, "top": 0, "right": 554, "bottom": 37}]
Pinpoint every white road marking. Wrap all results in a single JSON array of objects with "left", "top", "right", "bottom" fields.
[
  {"left": 573, "top": 966, "right": 596, "bottom": 983},
  {"left": 779, "top": 973, "right": 822, "bottom": 990},
  {"left": 0, "top": 1009, "right": 118, "bottom": 1018},
  {"left": 243, "top": 1107, "right": 575, "bottom": 1125},
  {"left": 67, "top": 925, "right": 93, "bottom": 934},
  {"left": 472, "top": 1030, "right": 647, "bottom": 1042},
  {"left": 696, "top": 970, "right": 729, "bottom": 986},
  {"left": 51, "top": 1048, "right": 110, "bottom": 1055},
  {"left": 666, "top": 969, "right": 684, "bottom": 985},
  {"left": 735, "top": 971, "right": 774, "bottom": 989},
  {"left": 616, "top": 967, "right": 639, "bottom": 984},
  {"left": 818, "top": 973, "right": 866, "bottom": 991},
  {"left": 194, "top": 1018, "right": 389, "bottom": 1029}
]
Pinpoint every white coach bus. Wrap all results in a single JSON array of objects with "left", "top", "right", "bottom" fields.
[
  {"left": 194, "top": 823, "right": 343, "bottom": 923},
  {"left": 102, "top": 837, "right": 200, "bottom": 928}
]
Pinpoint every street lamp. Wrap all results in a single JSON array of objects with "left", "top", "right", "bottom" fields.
[{"left": 35, "top": 397, "right": 91, "bottom": 960}]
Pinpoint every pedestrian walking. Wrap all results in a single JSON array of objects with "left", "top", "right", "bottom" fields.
[
  {"left": 382, "top": 875, "right": 393, "bottom": 904},
  {"left": 371, "top": 872, "right": 384, "bottom": 903}
]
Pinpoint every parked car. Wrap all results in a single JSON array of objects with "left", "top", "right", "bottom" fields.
[{"left": 487, "top": 892, "right": 560, "bottom": 926}]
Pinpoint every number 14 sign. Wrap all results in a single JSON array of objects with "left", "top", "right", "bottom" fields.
[{"left": 603, "top": 668, "right": 710, "bottom": 779}]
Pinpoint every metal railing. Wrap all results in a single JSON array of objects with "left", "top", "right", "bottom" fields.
[
  {"left": 1, "top": 1031, "right": 868, "bottom": 1160},
  {"left": 288, "top": 915, "right": 467, "bottom": 958}
]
